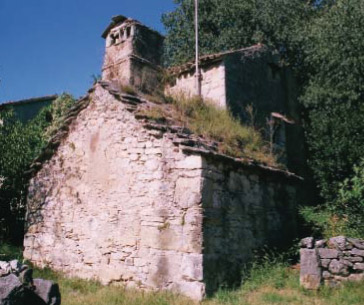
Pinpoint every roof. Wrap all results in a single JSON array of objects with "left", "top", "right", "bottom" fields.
[
  {"left": 25, "top": 81, "right": 302, "bottom": 183},
  {"left": 168, "top": 44, "right": 268, "bottom": 75},
  {"left": 102, "top": 15, "right": 164, "bottom": 39},
  {"left": 0, "top": 95, "right": 58, "bottom": 110}
]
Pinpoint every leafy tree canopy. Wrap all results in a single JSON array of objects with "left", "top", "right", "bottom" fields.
[
  {"left": 162, "top": 0, "right": 313, "bottom": 66},
  {"left": 301, "top": 0, "right": 364, "bottom": 200},
  {"left": 163, "top": 0, "right": 364, "bottom": 237}
]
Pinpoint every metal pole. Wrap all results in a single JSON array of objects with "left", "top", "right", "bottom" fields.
[{"left": 195, "top": 0, "right": 201, "bottom": 96}]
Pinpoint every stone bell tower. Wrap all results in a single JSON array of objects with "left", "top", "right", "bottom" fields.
[{"left": 102, "top": 15, "right": 164, "bottom": 92}]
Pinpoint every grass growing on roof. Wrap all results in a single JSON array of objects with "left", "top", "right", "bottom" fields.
[{"left": 140, "top": 95, "right": 276, "bottom": 166}]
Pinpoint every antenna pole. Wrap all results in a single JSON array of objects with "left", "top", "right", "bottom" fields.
[{"left": 195, "top": 0, "right": 201, "bottom": 96}]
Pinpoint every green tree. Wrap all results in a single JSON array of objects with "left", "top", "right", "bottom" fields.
[
  {"left": 301, "top": 160, "right": 364, "bottom": 238},
  {"left": 301, "top": 0, "right": 364, "bottom": 201},
  {"left": 162, "top": 0, "right": 312, "bottom": 66},
  {"left": 0, "top": 94, "right": 75, "bottom": 243}
]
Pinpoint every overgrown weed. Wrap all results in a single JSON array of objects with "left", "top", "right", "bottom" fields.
[{"left": 141, "top": 94, "right": 277, "bottom": 166}]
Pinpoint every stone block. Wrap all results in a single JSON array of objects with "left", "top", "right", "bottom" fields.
[
  {"left": 0, "top": 274, "right": 22, "bottom": 302},
  {"left": 353, "top": 263, "right": 364, "bottom": 271},
  {"left": 351, "top": 248, "right": 364, "bottom": 257},
  {"left": 320, "top": 259, "right": 330, "bottom": 268},
  {"left": 328, "top": 259, "right": 349, "bottom": 276},
  {"left": 348, "top": 273, "right": 364, "bottom": 281},
  {"left": 318, "top": 248, "right": 340, "bottom": 259},
  {"left": 348, "top": 238, "right": 364, "bottom": 250},
  {"left": 315, "top": 239, "right": 327, "bottom": 248},
  {"left": 175, "top": 156, "right": 202, "bottom": 169},
  {"left": 300, "top": 249, "right": 322, "bottom": 289},
  {"left": 174, "top": 281, "right": 206, "bottom": 301},
  {"left": 33, "top": 279, "right": 61, "bottom": 305},
  {"left": 300, "top": 237, "right": 314, "bottom": 249},
  {"left": 322, "top": 271, "right": 332, "bottom": 279},
  {"left": 181, "top": 254, "right": 203, "bottom": 281},
  {"left": 339, "top": 259, "right": 353, "bottom": 268},
  {"left": 328, "top": 236, "right": 347, "bottom": 251},
  {"left": 346, "top": 256, "right": 363, "bottom": 263},
  {"left": 174, "top": 177, "right": 202, "bottom": 209}
]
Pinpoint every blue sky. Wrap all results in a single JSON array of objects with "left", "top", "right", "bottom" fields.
[{"left": 0, "top": 0, "right": 176, "bottom": 102}]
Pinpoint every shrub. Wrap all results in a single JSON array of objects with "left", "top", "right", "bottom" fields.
[
  {"left": 0, "top": 94, "right": 75, "bottom": 244},
  {"left": 301, "top": 159, "right": 364, "bottom": 239}
]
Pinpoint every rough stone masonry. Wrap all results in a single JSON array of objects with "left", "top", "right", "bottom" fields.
[
  {"left": 23, "top": 81, "right": 302, "bottom": 300},
  {"left": 300, "top": 236, "right": 364, "bottom": 289},
  {"left": 23, "top": 14, "right": 304, "bottom": 301}
]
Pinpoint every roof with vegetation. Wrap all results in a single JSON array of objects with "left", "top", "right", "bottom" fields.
[{"left": 25, "top": 81, "right": 302, "bottom": 182}]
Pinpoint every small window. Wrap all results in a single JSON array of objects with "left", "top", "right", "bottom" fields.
[{"left": 126, "top": 27, "right": 131, "bottom": 38}]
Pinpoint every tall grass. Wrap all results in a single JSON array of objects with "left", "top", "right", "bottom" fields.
[
  {"left": 141, "top": 95, "right": 276, "bottom": 166},
  {"left": 2, "top": 244, "right": 364, "bottom": 305}
]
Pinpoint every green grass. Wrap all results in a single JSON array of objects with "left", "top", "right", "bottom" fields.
[
  {"left": 140, "top": 95, "right": 276, "bottom": 166},
  {"left": 2, "top": 244, "right": 364, "bottom": 305},
  {"left": 0, "top": 243, "right": 23, "bottom": 261},
  {"left": 120, "top": 85, "right": 137, "bottom": 96}
]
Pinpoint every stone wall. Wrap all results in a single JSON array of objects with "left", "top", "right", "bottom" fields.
[
  {"left": 24, "top": 85, "right": 206, "bottom": 300},
  {"left": 200, "top": 154, "right": 298, "bottom": 294},
  {"left": 300, "top": 236, "right": 364, "bottom": 289},
  {"left": 166, "top": 61, "right": 227, "bottom": 108},
  {"left": 24, "top": 82, "right": 301, "bottom": 300}
]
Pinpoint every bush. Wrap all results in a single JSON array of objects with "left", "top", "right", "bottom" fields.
[
  {"left": 301, "top": 160, "right": 364, "bottom": 239},
  {"left": 0, "top": 94, "right": 75, "bottom": 244}
]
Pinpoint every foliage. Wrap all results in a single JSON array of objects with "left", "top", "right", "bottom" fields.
[
  {"left": 300, "top": 0, "right": 364, "bottom": 201},
  {"left": 162, "top": 0, "right": 312, "bottom": 66},
  {"left": 164, "top": 0, "right": 364, "bottom": 237},
  {"left": 43, "top": 93, "right": 75, "bottom": 139},
  {"left": 140, "top": 95, "right": 276, "bottom": 166},
  {"left": 0, "top": 243, "right": 23, "bottom": 261},
  {"left": 120, "top": 85, "right": 137, "bottom": 96},
  {"left": 0, "top": 94, "right": 75, "bottom": 243},
  {"left": 301, "top": 160, "right": 364, "bottom": 238},
  {"left": 0, "top": 111, "right": 46, "bottom": 243}
]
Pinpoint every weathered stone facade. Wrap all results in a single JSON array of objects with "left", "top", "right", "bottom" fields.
[
  {"left": 24, "top": 82, "right": 301, "bottom": 300},
  {"left": 167, "top": 61, "right": 227, "bottom": 108},
  {"left": 167, "top": 45, "right": 306, "bottom": 177},
  {"left": 22, "top": 14, "right": 307, "bottom": 301},
  {"left": 300, "top": 236, "right": 364, "bottom": 289}
]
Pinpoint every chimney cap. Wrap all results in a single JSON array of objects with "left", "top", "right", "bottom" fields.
[
  {"left": 101, "top": 15, "right": 164, "bottom": 39},
  {"left": 102, "top": 15, "right": 129, "bottom": 39}
]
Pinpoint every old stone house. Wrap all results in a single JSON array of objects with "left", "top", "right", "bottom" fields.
[
  {"left": 23, "top": 16, "right": 304, "bottom": 300},
  {"left": 167, "top": 45, "right": 306, "bottom": 176}
]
